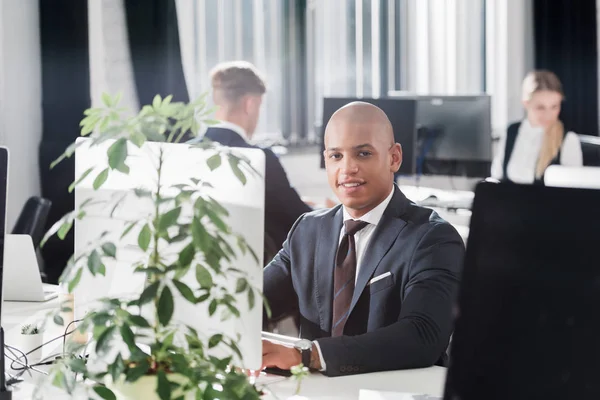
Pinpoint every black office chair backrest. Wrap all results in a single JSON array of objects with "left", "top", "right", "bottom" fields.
[{"left": 12, "top": 196, "right": 52, "bottom": 249}]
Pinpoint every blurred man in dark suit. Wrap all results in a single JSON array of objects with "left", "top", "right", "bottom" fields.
[{"left": 195, "top": 61, "right": 311, "bottom": 263}]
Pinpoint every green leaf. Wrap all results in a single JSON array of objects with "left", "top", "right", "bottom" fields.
[
  {"left": 195, "top": 264, "right": 213, "bottom": 289},
  {"left": 138, "top": 223, "right": 151, "bottom": 251},
  {"left": 178, "top": 243, "right": 195, "bottom": 267},
  {"left": 228, "top": 157, "right": 247, "bottom": 185},
  {"left": 191, "top": 217, "right": 210, "bottom": 252},
  {"left": 235, "top": 278, "right": 247, "bottom": 294},
  {"left": 57, "top": 219, "right": 73, "bottom": 240},
  {"left": 157, "top": 286, "right": 174, "bottom": 326},
  {"left": 109, "top": 354, "right": 125, "bottom": 383},
  {"left": 197, "top": 293, "right": 210, "bottom": 303},
  {"left": 87, "top": 250, "right": 104, "bottom": 275},
  {"left": 173, "top": 279, "right": 196, "bottom": 304},
  {"left": 101, "top": 92, "right": 113, "bottom": 107},
  {"left": 93, "top": 168, "right": 110, "bottom": 189},
  {"left": 120, "top": 323, "right": 136, "bottom": 348},
  {"left": 208, "top": 299, "right": 217, "bottom": 316},
  {"left": 125, "top": 359, "right": 150, "bottom": 382},
  {"left": 95, "top": 326, "right": 116, "bottom": 356},
  {"left": 138, "top": 281, "right": 160, "bottom": 305},
  {"left": 248, "top": 288, "right": 256, "bottom": 310},
  {"left": 53, "top": 314, "right": 64, "bottom": 326},
  {"left": 208, "top": 334, "right": 223, "bottom": 348},
  {"left": 261, "top": 292, "right": 272, "bottom": 319},
  {"left": 128, "top": 315, "right": 151, "bottom": 328},
  {"left": 134, "top": 188, "right": 152, "bottom": 198},
  {"left": 207, "top": 196, "right": 229, "bottom": 216},
  {"left": 67, "top": 358, "right": 87, "bottom": 373},
  {"left": 120, "top": 221, "right": 137, "bottom": 239},
  {"left": 68, "top": 267, "right": 83, "bottom": 293},
  {"left": 158, "top": 207, "right": 181, "bottom": 230},
  {"left": 205, "top": 208, "right": 229, "bottom": 233},
  {"left": 156, "top": 370, "right": 171, "bottom": 400},
  {"left": 152, "top": 95, "right": 162, "bottom": 110},
  {"left": 107, "top": 138, "right": 128, "bottom": 171},
  {"left": 93, "top": 385, "right": 116, "bottom": 400},
  {"left": 92, "top": 312, "right": 112, "bottom": 326},
  {"left": 206, "top": 154, "right": 222, "bottom": 171},
  {"left": 130, "top": 129, "right": 147, "bottom": 147},
  {"left": 68, "top": 167, "right": 94, "bottom": 193},
  {"left": 101, "top": 242, "right": 117, "bottom": 258}
]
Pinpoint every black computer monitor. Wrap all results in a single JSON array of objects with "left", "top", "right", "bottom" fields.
[
  {"left": 388, "top": 94, "right": 492, "bottom": 177},
  {"left": 318, "top": 97, "right": 417, "bottom": 175},
  {"left": 444, "top": 182, "right": 600, "bottom": 400}
]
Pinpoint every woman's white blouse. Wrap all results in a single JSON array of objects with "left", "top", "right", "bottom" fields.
[{"left": 491, "top": 119, "right": 583, "bottom": 184}]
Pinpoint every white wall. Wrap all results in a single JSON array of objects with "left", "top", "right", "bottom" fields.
[{"left": 0, "top": 0, "right": 42, "bottom": 229}]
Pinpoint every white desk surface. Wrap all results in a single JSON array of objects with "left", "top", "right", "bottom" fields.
[{"left": 2, "top": 300, "right": 447, "bottom": 400}]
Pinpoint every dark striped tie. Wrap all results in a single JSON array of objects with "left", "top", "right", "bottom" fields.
[{"left": 331, "top": 219, "right": 369, "bottom": 337}]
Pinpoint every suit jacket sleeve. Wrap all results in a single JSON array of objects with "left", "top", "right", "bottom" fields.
[
  {"left": 263, "top": 148, "right": 311, "bottom": 228},
  {"left": 262, "top": 214, "right": 305, "bottom": 323},
  {"left": 316, "top": 222, "right": 464, "bottom": 377}
]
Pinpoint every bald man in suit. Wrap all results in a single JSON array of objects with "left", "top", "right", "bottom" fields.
[{"left": 261, "top": 102, "right": 465, "bottom": 376}]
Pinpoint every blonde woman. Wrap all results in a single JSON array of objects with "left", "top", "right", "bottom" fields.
[{"left": 491, "top": 70, "right": 583, "bottom": 184}]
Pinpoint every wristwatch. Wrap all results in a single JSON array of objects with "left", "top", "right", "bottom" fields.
[{"left": 294, "top": 339, "right": 312, "bottom": 368}]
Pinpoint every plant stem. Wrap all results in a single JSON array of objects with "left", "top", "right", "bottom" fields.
[{"left": 152, "top": 147, "right": 165, "bottom": 352}]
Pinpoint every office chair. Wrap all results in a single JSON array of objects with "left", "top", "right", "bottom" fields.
[{"left": 11, "top": 196, "right": 52, "bottom": 281}]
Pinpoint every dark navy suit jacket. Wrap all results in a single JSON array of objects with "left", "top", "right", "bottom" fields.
[
  {"left": 197, "top": 127, "right": 310, "bottom": 258},
  {"left": 263, "top": 185, "right": 465, "bottom": 376}
]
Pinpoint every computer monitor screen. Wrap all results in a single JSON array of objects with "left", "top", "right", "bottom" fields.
[
  {"left": 319, "top": 97, "right": 417, "bottom": 175},
  {"left": 388, "top": 93, "right": 491, "bottom": 177},
  {"left": 74, "top": 139, "right": 265, "bottom": 369},
  {"left": 415, "top": 95, "right": 492, "bottom": 162},
  {"left": 444, "top": 182, "right": 600, "bottom": 399}
]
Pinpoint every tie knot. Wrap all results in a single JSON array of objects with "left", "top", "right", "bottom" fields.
[{"left": 344, "top": 219, "right": 369, "bottom": 236}]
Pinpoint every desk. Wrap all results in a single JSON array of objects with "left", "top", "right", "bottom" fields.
[
  {"left": 263, "top": 367, "right": 446, "bottom": 399},
  {"left": 1, "top": 301, "right": 447, "bottom": 400}
]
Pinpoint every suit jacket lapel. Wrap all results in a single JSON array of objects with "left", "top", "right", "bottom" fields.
[
  {"left": 349, "top": 187, "right": 409, "bottom": 313},
  {"left": 315, "top": 206, "right": 343, "bottom": 332}
]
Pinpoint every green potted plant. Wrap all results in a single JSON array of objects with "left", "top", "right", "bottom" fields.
[
  {"left": 20, "top": 322, "right": 44, "bottom": 364},
  {"left": 36, "top": 92, "right": 268, "bottom": 400}
]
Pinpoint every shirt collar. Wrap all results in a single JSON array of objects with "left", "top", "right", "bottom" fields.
[
  {"left": 342, "top": 187, "right": 395, "bottom": 227},
  {"left": 215, "top": 121, "right": 249, "bottom": 143}
]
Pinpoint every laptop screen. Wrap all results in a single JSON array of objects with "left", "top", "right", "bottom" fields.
[{"left": 444, "top": 182, "right": 600, "bottom": 400}]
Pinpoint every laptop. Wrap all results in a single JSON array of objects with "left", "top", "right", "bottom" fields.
[
  {"left": 3, "top": 234, "right": 58, "bottom": 302},
  {"left": 443, "top": 182, "right": 600, "bottom": 399}
]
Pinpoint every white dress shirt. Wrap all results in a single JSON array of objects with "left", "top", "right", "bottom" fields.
[
  {"left": 314, "top": 187, "right": 395, "bottom": 370},
  {"left": 213, "top": 121, "right": 249, "bottom": 142},
  {"left": 491, "top": 119, "right": 583, "bottom": 184}
]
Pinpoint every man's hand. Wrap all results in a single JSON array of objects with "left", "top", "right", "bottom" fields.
[
  {"left": 261, "top": 339, "right": 322, "bottom": 371},
  {"left": 262, "top": 339, "right": 301, "bottom": 370}
]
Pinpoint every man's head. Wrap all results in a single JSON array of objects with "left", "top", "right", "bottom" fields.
[
  {"left": 210, "top": 61, "right": 266, "bottom": 138},
  {"left": 323, "top": 102, "right": 402, "bottom": 218}
]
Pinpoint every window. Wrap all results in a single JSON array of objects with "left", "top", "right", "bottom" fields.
[
  {"left": 306, "top": 0, "right": 486, "bottom": 142},
  {"left": 177, "top": 0, "right": 285, "bottom": 141}
]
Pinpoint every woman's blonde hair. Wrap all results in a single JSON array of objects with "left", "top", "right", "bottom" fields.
[{"left": 522, "top": 70, "right": 565, "bottom": 179}]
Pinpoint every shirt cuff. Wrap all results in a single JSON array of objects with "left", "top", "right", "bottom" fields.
[{"left": 313, "top": 340, "right": 327, "bottom": 371}]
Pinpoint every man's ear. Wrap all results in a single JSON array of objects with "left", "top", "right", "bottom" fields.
[{"left": 390, "top": 143, "right": 402, "bottom": 173}]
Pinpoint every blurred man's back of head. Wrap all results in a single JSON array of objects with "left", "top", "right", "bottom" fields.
[{"left": 210, "top": 61, "right": 266, "bottom": 138}]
